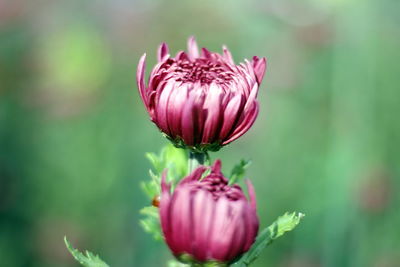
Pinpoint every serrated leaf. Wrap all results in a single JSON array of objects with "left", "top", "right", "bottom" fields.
[
  {"left": 235, "top": 212, "right": 304, "bottom": 266},
  {"left": 141, "top": 170, "right": 161, "bottom": 200},
  {"left": 228, "top": 159, "right": 251, "bottom": 185},
  {"left": 145, "top": 152, "right": 163, "bottom": 174},
  {"left": 141, "top": 145, "right": 189, "bottom": 241},
  {"left": 139, "top": 206, "right": 163, "bottom": 240},
  {"left": 64, "top": 237, "right": 109, "bottom": 267},
  {"left": 163, "top": 144, "right": 188, "bottom": 179}
]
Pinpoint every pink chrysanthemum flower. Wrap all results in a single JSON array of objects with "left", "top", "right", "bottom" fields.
[
  {"left": 159, "top": 160, "right": 259, "bottom": 264},
  {"left": 136, "top": 37, "right": 266, "bottom": 151}
]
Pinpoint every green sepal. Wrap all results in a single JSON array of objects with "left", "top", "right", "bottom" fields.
[
  {"left": 165, "top": 134, "right": 222, "bottom": 153},
  {"left": 64, "top": 236, "right": 109, "bottom": 267},
  {"left": 234, "top": 212, "right": 305, "bottom": 266},
  {"left": 176, "top": 253, "right": 228, "bottom": 267}
]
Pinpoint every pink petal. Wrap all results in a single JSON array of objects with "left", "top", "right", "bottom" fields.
[
  {"left": 201, "top": 47, "right": 212, "bottom": 59},
  {"left": 166, "top": 85, "right": 188, "bottom": 138},
  {"left": 225, "top": 202, "right": 247, "bottom": 260},
  {"left": 170, "top": 186, "right": 193, "bottom": 254},
  {"left": 180, "top": 166, "right": 208, "bottom": 185},
  {"left": 243, "top": 83, "right": 259, "bottom": 112},
  {"left": 187, "top": 36, "right": 200, "bottom": 60},
  {"left": 181, "top": 90, "right": 196, "bottom": 145},
  {"left": 208, "top": 197, "right": 231, "bottom": 260},
  {"left": 219, "top": 94, "right": 244, "bottom": 140},
  {"left": 201, "top": 84, "right": 223, "bottom": 143},
  {"left": 251, "top": 56, "right": 267, "bottom": 84},
  {"left": 222, "top": 102, "right": 259, "bottom": 145},
  {"left": 159, "top": 171, "right": 172, "bottom": 250},
  {"left": 136, "top": 53, "right": 147, "bottom": 106},
  {"left": 192, "top": 87, "right": 206, "bottom": 143},
  {"left": 222, "top": 45, "right": 234, "bottom": 65},
  {"left": 211, "top": 159, "right": 222, "bottom": 174},
  {"left": 157, "top": 42, "right": 169, "bottom": 62},
  {"left": 243, "top": 203, "right": 259, "bottom": 251},
  {"left": 192, "top": 190, "right": 215, "bottom": 261},
  {"left": 175, "top": 51, "right": 189, "bottom": 61},
  {"left": 210, "top": 199, "right": 244, "bottom": 261},
  {"left": 155, "top": 82, "right": 175, "bottom": 136}
]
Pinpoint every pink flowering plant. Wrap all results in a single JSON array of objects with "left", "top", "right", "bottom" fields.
[{"left": 65, "top": 37, "right": 303, "bottom": 267}]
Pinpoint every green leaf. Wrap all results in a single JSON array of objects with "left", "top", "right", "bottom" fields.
[
  {"left": 140, "top": 144, "right": 189, "bottom": 241},
  {"left": 139, "top": 206, "right": 163, "bottom": 240},
  {"left": 228, "top": 159, "right": 251, "bottom": 185},
  {"left": 64, "top": 236, "right": 109, "bottom": 267},
  {"left": 235, "top": 212, "right": 305, "bottom": 266},
  {"left": 142, "top": 144, "right": 188, "bottom": 200}
]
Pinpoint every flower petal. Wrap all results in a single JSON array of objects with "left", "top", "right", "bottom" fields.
[
  {"left": 179, "top": 166, "right": 208, "bottom": 185},
  {"left": 209, "top": 199, "right": 245, "bottom": 261},
  {"left": 225, "top": 202, "right": 247, "bottom": 261},
  {"left": 201, "top": 83, "right": 223, "bottom": 143},
  {"left": 136, "top": 53, "right": 147, "bottom": 106},
  {"left": 155, "top": 82, "right": 175, "bottom": 136},
  {"left": 159, "top": 170, "right": 172, "bottom": 251},
  {"left": 222, "top": 102, "right": 259, "bottom": 145},
  {"left": 219, "top": 94, "right": 244, "bottom": 140},
  {"left": 192, "top": 190, "right": 215, "bottom": 261},
  {"left": 187, "top": 36, "right": 200, "bottom": 60},
  {"left": 170, "top": 186, "right": 193, "bottom": 254},
  {"left": 243, "top": 82, "right": 259, "bottom": 113},
  {"left": 251, "top": 56, "right": 267, "bottom": 84},
  {"left": 167, "top": 84, "right": 188, "bottom": 138},
  {"left": 211, "top": 159, "right": 222, "bottom": 174},
  {"left": 157, "top": 42, "right": 169, "bottom": 62},
  {"left": 222, "top": 45, "right": 234, "bottom": 65},
  {"left": 243, "top": 202, "right": 259, "bottom": 251},
  {"left": 181, "top": 89, "right": 196, "bottom": 145}
]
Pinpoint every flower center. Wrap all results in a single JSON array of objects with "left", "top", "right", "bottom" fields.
[
  {"left": 196, "top": 174, "right": 245, "bottom": 201},
  {"left": 167, "top": 59, "right": 234, "bottom": 84}
]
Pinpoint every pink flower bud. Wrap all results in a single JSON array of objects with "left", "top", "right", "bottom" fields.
[
  {"left": 137, "top": 37, "right": 266, "bottom": 151},
  {"left": 159, "top": 160, "right": 259, "bottom": 264}
]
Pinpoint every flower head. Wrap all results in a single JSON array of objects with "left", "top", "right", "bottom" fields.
[
  {"left": 159, "top": 160, "right": 259, "bottom": 264},
  {"left": 137, "top": 37, "right": 266, "bottom": 151}
]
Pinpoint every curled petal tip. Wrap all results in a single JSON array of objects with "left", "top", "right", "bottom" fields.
[
  {"left": 187, "top": 36, "right": 199, "bottom": 60},
  {"left": 252, "top": 56, "right": 267, "bottom": 84},
  {"left": 158, "top": 43, "right": 169, "bottom": 62},
  {"left": 137, "top": 53, "right": 147, "bottom": 103},
  {"left": 245, "top": 179, "right": 257, "bottom": 210},
  {"left": 180, "top": 165, "right": 208, "bottom": 184},
  {"left": 222, "top": 45, "right": 234, "bottom": 64},
  {"left": 211, "top": 159, "right": 222, "bottom": 174}
]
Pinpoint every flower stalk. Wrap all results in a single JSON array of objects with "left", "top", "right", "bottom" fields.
[{"left": 188, "top": 151, "right": 208, "bottom": 172}]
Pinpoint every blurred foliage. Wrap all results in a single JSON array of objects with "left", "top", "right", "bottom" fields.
[{"left": 1, "top": 0, "right": 400, "bottom": 267}]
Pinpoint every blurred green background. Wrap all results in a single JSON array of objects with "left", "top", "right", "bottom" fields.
[{"left": 1, "top": 0, "right": 399, "bottom": 266}]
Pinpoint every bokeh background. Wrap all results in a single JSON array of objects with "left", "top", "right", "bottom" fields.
[{"left": 1, "top": 0, "right": 399, "bottom": 266}]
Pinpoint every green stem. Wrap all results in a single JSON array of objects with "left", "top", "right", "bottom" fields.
[{"left": 188, "top": 151, "right": 208, "bottom": 172}]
